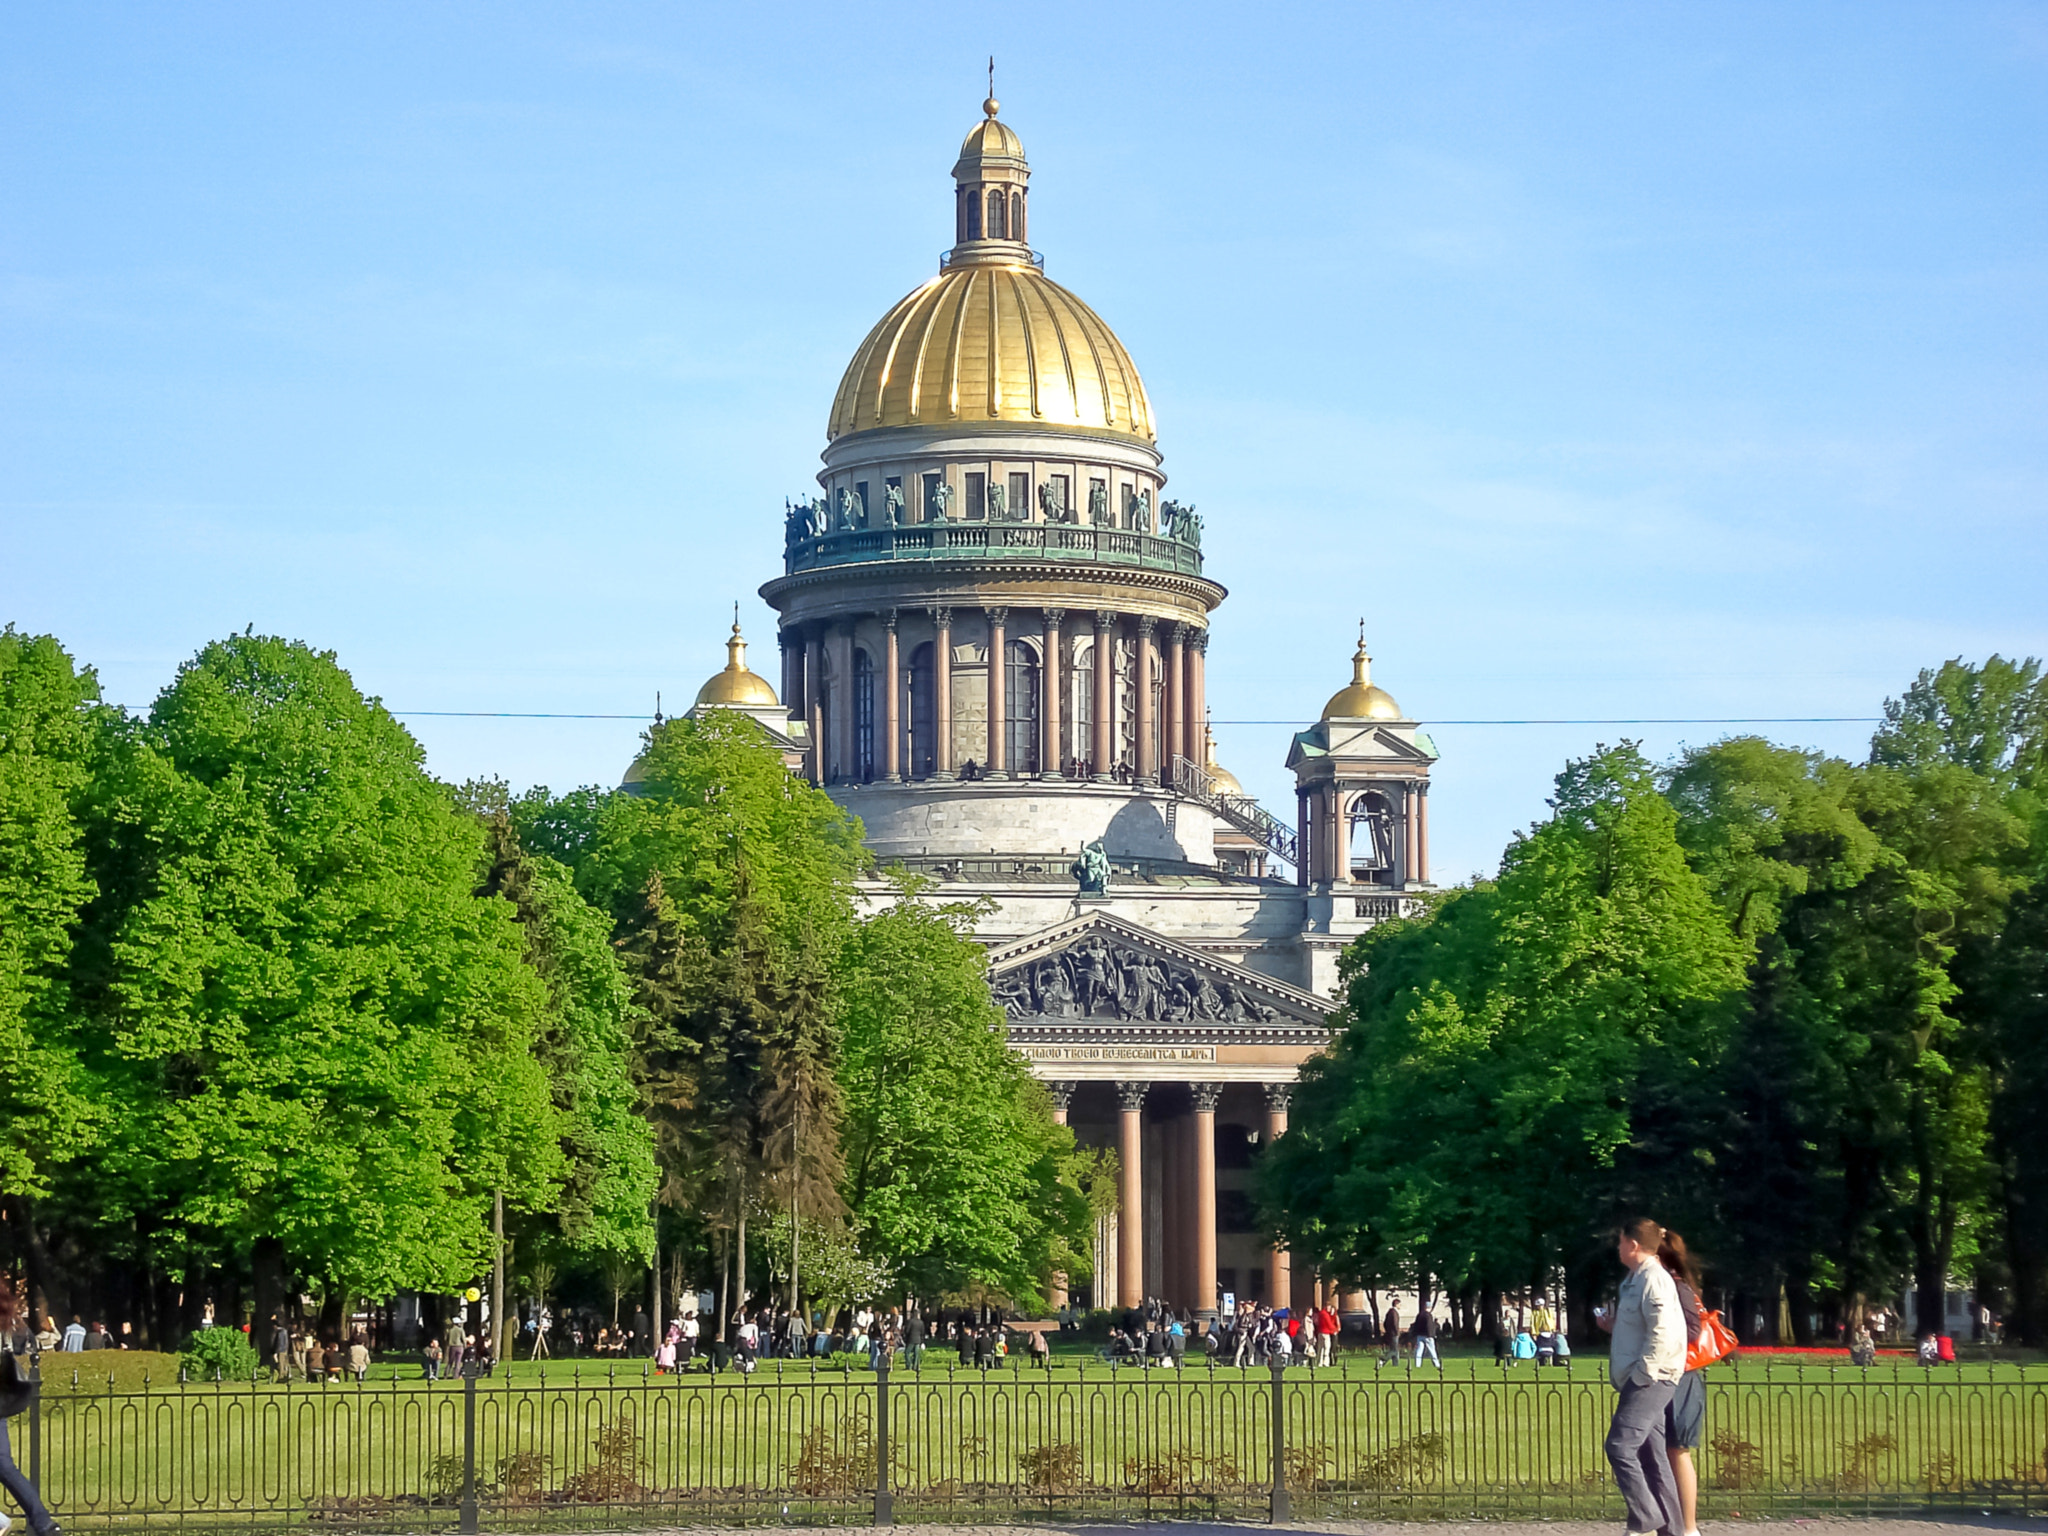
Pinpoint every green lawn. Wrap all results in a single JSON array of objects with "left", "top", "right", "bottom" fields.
[{"left": 18, "top": 1348, "right": 2047, "bottom": 1529}]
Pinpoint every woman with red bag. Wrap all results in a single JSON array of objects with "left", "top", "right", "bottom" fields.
[
  {"left": 1657, "top": 1233, "right": 1708, "bottom": 1536},
  {"left": 0, "top": 1278, "right": 62, "bottom": 1536}
]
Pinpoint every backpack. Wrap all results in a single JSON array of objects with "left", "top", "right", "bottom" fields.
[{"left": 1687, "top": 1309, "right": 1738, "bottom": 1370}]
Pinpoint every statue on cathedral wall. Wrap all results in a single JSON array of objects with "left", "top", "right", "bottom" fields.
[
  {"left": 1070, "top": 838, "right": 1110, "bottom": 894},
  {"left": 885, "top": 482, "right": 905, "bottom": 526},
  {"left": 987, "top": 482, "right": 1007, "bottom": 521},
  {"left": 1038, "top": 481, "right": 1064, "bottom": 523},
  {"left": 933, "top": 481, "right": 955, "bottom": 520},
  {"left": 1089, "top": 482, "right": 1110, "bottom": 526}
]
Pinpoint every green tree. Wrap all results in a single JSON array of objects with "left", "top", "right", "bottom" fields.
[
  {"left": 1663, "top": 738, "right": 1890, "bottom": 1323},
  {"left": 1872, "top": 655, "right": 2046, "bottom": 792},
  {"left": 471, "top": 802, "right": 659, "bottom": 1269},
  {"left": 837, "top": 890, "right": 1089, "bottom": 1304},
  {"left": 0, "top": 629, "right": 103, "bottom": 1204},
  {"left": 1262, "top": 744, "right": 1747, "bottom": 1326},
  {"left": 69, "top": 635, "right": 564, "bottom": 1304},
  {"left": 553, "top": 711, "right": 868, "bottom": 946}
]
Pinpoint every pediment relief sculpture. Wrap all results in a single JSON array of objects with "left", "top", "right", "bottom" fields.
[{"left": 991, "top": 935, "right": 1291, "bottom": 1025}]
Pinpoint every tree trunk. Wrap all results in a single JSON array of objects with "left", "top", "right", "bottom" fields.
[
  {"left": 491, "top": 1190, "right": 506, "bottom": 1363},
  {"left": 651, "top": 1241, "right": 663, "bottom": 1351},
  {"left": 789, "top": 1191, "right": 801, "bottom": 1314},
  {"left": 252, "top": 1237, "right": 288, "bottom": 1363},
  {"left": 717, "top": 1228, "right": 730, "bottom": 1344},
  {"left": 736, "top": 1208, "right": 748, "bottom": 1325}
]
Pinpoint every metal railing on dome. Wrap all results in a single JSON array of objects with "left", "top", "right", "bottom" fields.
[
  {"left": 782, "top": 521, "right": 1205, "bottom": 579},
  {"left": 939, "top": 248, "right": 1046, "bottom": 271},
  {"left": 12, "top": 1354, "right": 2048, "bottom": 1531}
]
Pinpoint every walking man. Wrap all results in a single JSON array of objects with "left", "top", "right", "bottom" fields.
[
  {"left": 1601, "top": 1218, "right": 1687, "bottom": 1536},
  {"left": 1412, "top": 1305, "right": 1441, "bottom": 1369}
]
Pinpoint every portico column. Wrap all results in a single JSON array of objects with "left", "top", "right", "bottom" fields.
[
  {"left": 1404, "top": 784, "right": 1419, "bottom": 885},
  {"left": 1164, "top": 624, "right": 1187, "bottom": 784},
  {"left": 1191, "top": 1082, "right": 1221, "bottom": 1316},
  {"left": 1048, "top": 1082, "right": 1075, "bottom": 1308},
  {"left": 1135, "top": 617, "right": 1157, "bottom": 784},
  {"left": 986, "top": 607, "right": 1009, "bottom": 778},
  {"left": 932, "top": 606, "right": 955, "bottom": 779},
  {"left": 1264, "top": 1084, "right": 1292, "bottom": 1309},
  {"left": 1117, "top": 1081, "right": 1147, "bottom": 1309},
  {"left": 1091, "top": 611, "right": 1116, "bottom": 781},
  {"left": 1187, "top": 630, "right": 1208, "bottom": 775},
  {"left": 1418, "top": 783, "right": 1431, "bottom": 884},
  {"left": 833, "top": 623, "right": 856, "bottom": 784},
  {"left": 780, "top": 631, "right": 801, "bottom": 721},
  {"left": 882, "top": 611, "right": 901, "bottom": 781},
  {"left": 1041, "top": 608, "right": 1065, "bottom": 778},
  {"left": 1331, "top": 784, "right": 1351, "bottom": 886},
  {"left": 1296, "top": 789, "right": 1311, "bottom": 889},
  {"left": 804, "top": 629, "right": 825, "bottom": 785}
]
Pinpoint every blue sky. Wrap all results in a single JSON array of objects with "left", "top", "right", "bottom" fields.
[{"left": 5, "top": 2, "right": 2044, "bottom": 883}]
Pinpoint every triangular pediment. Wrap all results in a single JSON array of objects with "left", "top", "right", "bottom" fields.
[{"left": 985, "top": 911, "right": 1328, "bottom": 1029}]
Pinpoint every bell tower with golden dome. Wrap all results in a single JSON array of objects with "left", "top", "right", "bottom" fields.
[{"left": 1287, "top": 629, "right": 1440, "bottom": 901}]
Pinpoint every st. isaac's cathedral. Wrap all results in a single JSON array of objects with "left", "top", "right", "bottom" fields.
[{"left": 636, "top": 95, "right": 1439, "bottom": 1320}]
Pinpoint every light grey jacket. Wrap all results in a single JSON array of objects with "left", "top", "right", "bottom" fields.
[{"left": 1610, "top": 1258, "right": 1686, "bottom": 1386}]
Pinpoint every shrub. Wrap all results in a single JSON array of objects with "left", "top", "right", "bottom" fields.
[
  {"left": 1020, "top": 1440, "right": 1082, "bottom": 1493},
  {"left": 180, "top": 1327, "right": 260, "bottom": 1382}
]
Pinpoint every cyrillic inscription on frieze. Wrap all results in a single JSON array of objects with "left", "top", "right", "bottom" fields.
[{"left": 1017, "top": 1045, "right": 1219, "bottom": 1063}]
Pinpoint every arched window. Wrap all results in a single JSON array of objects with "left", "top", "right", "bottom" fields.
[
  {"left": 1349, "top": 790, "right": 1398, "bottom": 882},
  {"left": 1070, "top": 640, "right": 1095, "bottom": 774},
  {"left": 854, "top": 648, "right": 875, "bottom": 783},
  {"left": 1005, "top": 639, "right": 1040, "bottom": 776},
  {"left": 965, "top": 186, "right": 981, "bottom": 241},
  {"left": 1011, "top": 190, "right": 1025, "bottom": 243},
  {"left": 986, "top": 189, "right": 1006, "bottom": 240},
  {"left": 908, "top": 643, "right": 936, "bottom": 780}
]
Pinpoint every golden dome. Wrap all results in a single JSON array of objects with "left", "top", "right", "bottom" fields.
[
  {"left": 1202, "top": 718, "right": 1243, "bottom": 796},
  {"left": 956, "top": 110, "right": 1024, "bottom": 169},
  {"left": 828, "top": 265, "right": 1154, "bottom": 442},
  {"left": 1322, "top": 635, "right": 1403, "bottom": 721},
  {"left": 695, "top": 619, "right": 779, "bottom": 709}
]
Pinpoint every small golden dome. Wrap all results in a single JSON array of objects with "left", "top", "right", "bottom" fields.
[
  {"left": 695, "top": 618, "right": 779, "bottom": 709},
  {"left": 957, "top": 111, "right": 1024, "bottom": 167},
  {"left": 1203, "top": 719, "right": 1243, "bottom": 796},
  {"left": 1322, "top": 634, "right": 1403, "bottom": 721},
  {"left": 829, "top": 265, "right": 1154, "bottom": 442}
]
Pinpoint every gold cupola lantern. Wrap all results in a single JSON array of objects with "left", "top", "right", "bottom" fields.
[
  {"left": 695, "top": 613, "right": 780, "bottom": 709},
  {"left": 824, "top": 83, "right": 1155, "bottom": 444},
  {"left": 1321, "top": 630, "right": 1403, "bottom": 722}
]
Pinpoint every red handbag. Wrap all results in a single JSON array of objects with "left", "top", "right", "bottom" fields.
[{"left": 1687, "top": 1309, "right": 1738, "bottom": 1370}]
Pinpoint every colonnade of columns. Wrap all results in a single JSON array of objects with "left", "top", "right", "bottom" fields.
[
  {"left": 1297, "top": 778, "right": 1431, "bottom": 888},
  {"left": 780, "top": 607, "right": 1208, "bottom": 788},
  {"left": 1047, "top": 1078, "right": 1294, "bottom": 1317}
]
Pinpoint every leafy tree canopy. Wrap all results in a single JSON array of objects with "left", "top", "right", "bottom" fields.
[
  {"left": 71, "top": 635, "right": 563, "bottom": 1296},
  {"left": 837, "top": 888, "right": 1091, "bottom": 1304},
  {"left": 0, "top": 628, "right": 106, "bottom": 1198}
]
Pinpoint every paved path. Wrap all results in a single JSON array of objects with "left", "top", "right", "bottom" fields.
[{"left": 599, "top": 1521, "right": 2047, "bottom": 1536}]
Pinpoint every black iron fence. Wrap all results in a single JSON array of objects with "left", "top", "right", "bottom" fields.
[{"left": 6, "top": 1355, "right": 2045, "bottom": 1530}]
